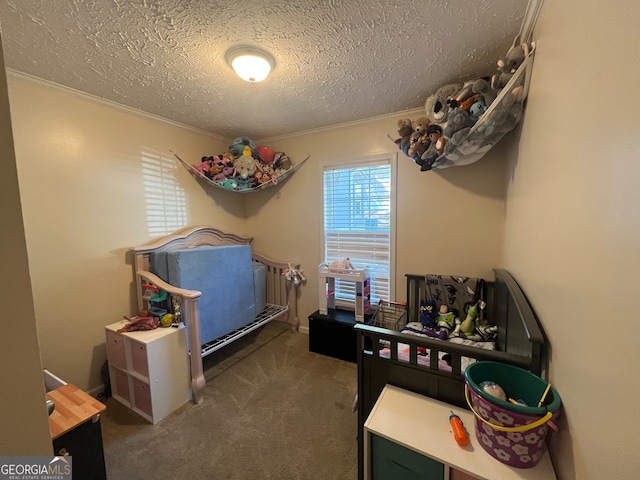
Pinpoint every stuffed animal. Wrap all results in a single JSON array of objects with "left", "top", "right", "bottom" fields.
[
  {"left": 255, "top": 145, "right": 275, "bottom": 163},
  {"left": 491, "top": 34, "right": 530, "bottom": 91},
  {"left": 443, "top": 108, "right": 473, "bottom": 138},
  {"left": 477, "top": 85, "right": 526, "bottom": 137},
  {"left": 418, "top": 124, "right": 445, "bottom": 171},
  {"left": 193, "top": 157, "right": 213, "bottom": 176},
  {"left": 424, "top": 83, "right": 463, "bottom": 125},
  {"left": 212, "top": 164, "right": 235, "bottom": 182},
  {"left": 420, "top": 300, "right": 438, "bottom": 329},
  {"left": 472, "top": 78, "right": 499, "bottom": 108},
  {"left": 235, "top": 145, "right": 256, "bottom": 180},
  {"left": 412, "top": 116, "right": 430, "bottom": 136},
  {"left": 229, "top": 136, "right": 255, "bottom": 157},
  {"left": 459, "top": 303, "right": 479, "bottom": 338},
  {"left": 424, "top": 304, "right": 457, "bottom": 340},
  {"left": 408, "top": 132, "right": 428, "bottom": 161},
  {"left": 394, "top": 118, "right": 414, "bottom": 156},
  {"left": 469, "top": 98, "right": 488, "bottom": 124},
  {"left": 219, "top": 178, "right": 239, "bottom": 190}
]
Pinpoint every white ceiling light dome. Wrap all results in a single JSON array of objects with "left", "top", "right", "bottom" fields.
[{"left": 225, "top": 46, "right": 276, "bottom": 83}]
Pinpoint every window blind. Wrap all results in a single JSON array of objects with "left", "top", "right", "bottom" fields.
[{"left": 323, "top": 161, "right": 392, "bottom": 304}]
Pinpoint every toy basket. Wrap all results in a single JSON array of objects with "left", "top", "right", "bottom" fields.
[
  {"left": 464, "top": 361, "right": 562, "bottom": 468},
  {"left": 370, "top": 300, "right": 407, "bottom": 332}
]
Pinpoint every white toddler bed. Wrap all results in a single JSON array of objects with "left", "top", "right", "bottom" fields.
[{"left": 130, "top": 226, "right": 301, "bottom": 403}]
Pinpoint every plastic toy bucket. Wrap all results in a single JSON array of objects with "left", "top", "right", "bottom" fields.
[{"left": 464, "top": 361, "right": 561, "bottom": 468}]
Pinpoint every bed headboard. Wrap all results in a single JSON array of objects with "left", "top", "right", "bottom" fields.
[{"left": 403, "top": 269, "right": 545, "bottom": 376}]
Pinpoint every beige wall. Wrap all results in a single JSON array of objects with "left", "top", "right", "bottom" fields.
[
  {"left": 246, "top": 116, "right": 509, "bottom": 328},
  {"left": 501, "top": 0, "right": 640, "bottom": 478},
  {"left": 11, "top": 3, "right": 637, "bottom": 476},
  {"left": 0, "top": 34, "right": 51, "bottom": 455},
  {"left": 7, "top": 74, "right": 246, "bottom": 391}
]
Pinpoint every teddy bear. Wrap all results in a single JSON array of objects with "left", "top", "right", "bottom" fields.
[
  {"left": 424, "top": 83, "right": 462, "bottom": 126},
  {"left": 394, "top": 118, "right": 414, "bottom": 156},
  {"left": 412, "top": 116, "right": 430, "bottom": 136},
  {"left": 491, "top": 34, "right": 531, "bottom": 91}
]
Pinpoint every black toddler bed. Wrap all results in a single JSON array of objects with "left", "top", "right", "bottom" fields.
[{"left": 355, "top": 269, "right": 547, "bottom": 479}]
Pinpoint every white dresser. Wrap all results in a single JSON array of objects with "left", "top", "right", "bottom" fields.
[{"left": 364, "top": 384, "right": 557, "bottom": 480}]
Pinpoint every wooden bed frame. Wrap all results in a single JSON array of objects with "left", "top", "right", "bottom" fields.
[
  {"left": 129, "top": 226, "right": 300, "bottom": 404},
  {"left": 355, "top": 269, "right": 547, "bottom": 479}
]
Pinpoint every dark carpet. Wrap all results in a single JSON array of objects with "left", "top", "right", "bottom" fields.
[{"left": 101, "top": 322, "right": 358, "bottom": 480}]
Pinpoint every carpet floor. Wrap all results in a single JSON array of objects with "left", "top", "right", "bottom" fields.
[{"left": 101, "top": 322, "right": 358, "bottom": 480}]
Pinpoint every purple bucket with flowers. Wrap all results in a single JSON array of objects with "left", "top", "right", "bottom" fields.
[{"left": 464, "top": 361, "right": 562, "bottom": 468}]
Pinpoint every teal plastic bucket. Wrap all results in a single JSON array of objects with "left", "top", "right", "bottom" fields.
[{"left": 464, "top": 361, "right": 561, "bottom": 468}]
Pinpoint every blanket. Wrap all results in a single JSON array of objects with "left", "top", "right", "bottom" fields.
[{"left": 379, "top": 321, "right": 496, "bottom": 373}]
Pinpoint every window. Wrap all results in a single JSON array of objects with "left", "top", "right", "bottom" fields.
[
  {"left": 322, "top": 154, "right": 395, "bottom": 306},
  {"left": 141, "top": 148, "right": 188, "bottom": 236}
]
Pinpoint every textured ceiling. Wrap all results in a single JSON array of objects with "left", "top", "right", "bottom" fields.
[{"left": 0, "top": 0, "right": 528, "bottom": 140}]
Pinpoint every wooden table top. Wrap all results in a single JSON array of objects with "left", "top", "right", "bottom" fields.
[{"left": 46, "top": 384, "right": 106, "bottom": 440}]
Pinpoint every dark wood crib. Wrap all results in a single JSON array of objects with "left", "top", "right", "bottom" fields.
[{"left": 355, "top": 269, "right": 547, "bottom": 479}]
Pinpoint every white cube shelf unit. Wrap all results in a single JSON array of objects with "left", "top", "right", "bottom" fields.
[
  {"left": 318, "top": 266, "right": 370, "bottom": 322},
  {"left": 105, "top": 320, "right": 192, "bottom": 424}
]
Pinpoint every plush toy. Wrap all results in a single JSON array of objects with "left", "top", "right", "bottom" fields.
[
  {"left": 408, "top": 132, "right": 428, "bottom": 161},
  {"left": 255, "top": 145, "right": 275, "bottom": 163},
  {"left": 222, "top": 151, "right": 236, "bottom": 164},
  {"left": 193, "top": 157, "right": 213, "bottom": 176},
  {"left": 418, "top": 124, "right": 446, "bottom": 171},
  {"left": 443, "top": 108, "right": 473, "bottom": 138},
  {"left": 273, "top": 152, "right": 291, "bottom": 170},
  {"left": 412, "top": 116, "right": 430, "bottom": 136},
  {"left": 235, "top": 145, "right": 256, "bottom": 180},
  {"left": 219, "top": 178, "right": 239, "bottom": 190},
  {"left": 459, "top": 303, "right": 479, "bottom": 338},
  {"left": 472, "top": 80, "right": 497, "bottom": 115},
  {"left": 283, "top": 263, "right": 306, "bottom": 287},
  {"left": 469, "top": 98, "right": 488, "bottom": 124},
  {"left": 229, "top": 136, "right": 256, "bottom": 157},
  {"left": 424, "top": 83, "right": 462, "bottom": 125},
  {"left": 424, "top": 304, "right": 457, "bottom": 340},
  {"left": 419, "top": 300, "right": 438, "bottom": 329},
  {"left": 394, "top": 118, "right": 414, "bottom": 156},
  {"left": 491, "top": 34, "right": 530, "bottom": 91},
  {"left": 212, "top": 164, "right": 235, "bottom": 182},
  {"left": 207, "top": 162, "right": 223, "bottom": 180},
  {"left": 477, "top": 85, "right": 526, "bottom": 137}
]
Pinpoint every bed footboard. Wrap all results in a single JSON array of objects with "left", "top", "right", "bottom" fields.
[{"left": 129, "top": 226, "right": 301, "bottom": 404}]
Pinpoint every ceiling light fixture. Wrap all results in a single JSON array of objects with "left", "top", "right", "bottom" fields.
[{"left": 225, "top": 46, "right": 275, "bottom": 83}]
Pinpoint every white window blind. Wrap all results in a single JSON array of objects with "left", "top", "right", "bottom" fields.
[{"left": 323, "top": 159, "right": 392, "bottom": 305}]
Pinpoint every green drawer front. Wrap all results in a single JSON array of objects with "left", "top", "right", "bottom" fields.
[{"left": 371, "top": 434, "right": 444, "bottom": 480}]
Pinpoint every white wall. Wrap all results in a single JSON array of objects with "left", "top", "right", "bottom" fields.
[
  {"left": 0, "top": 32, "right": 51, "bottom": 455},
  {"left": 501, "top": 0, "right": 640, "bottom": 478},
  {"left": 8, "top": 74, "right": 246, "bottom": 391}
]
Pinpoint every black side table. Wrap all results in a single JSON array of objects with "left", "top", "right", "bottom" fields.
[{"left": 309, "top": 309, "right": 371, "bottom": 363}]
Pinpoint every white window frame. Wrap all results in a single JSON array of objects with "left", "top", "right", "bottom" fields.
[{"left": 320, "top": 153, "right": 397, "bottom": 310}]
